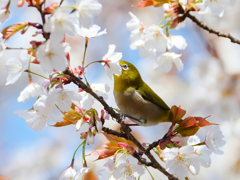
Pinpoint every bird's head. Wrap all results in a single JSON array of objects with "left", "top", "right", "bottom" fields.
[{"left": 113, "top": 61, "right": 143, "bottom": 91}]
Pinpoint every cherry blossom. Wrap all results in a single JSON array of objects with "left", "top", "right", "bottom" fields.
[
  {"left": 14, "top": 96, "right": 61, "bottom": 131},
  {"left": 134, "top": 39, "right": 155, "bottom": 58},
  {"left": 112, "top": 163, "right": 145, "bottom": 180},
  {"left": 14, "top": 109, "right": 48, "bottom": 131},
  {"left": 75, "top": 0, "right": 102, "bottom": 27},
  {"left": 126, "top": 12, "right": 142, "bottom": 33},
  {"left": 75, "top": 24, "right": 106, "bottom": 38},
  {"left": 17, "top": 82, "right": 45, "bottom": 102},
  {"left": 44, "top": 8, "right": 78, "bottom": 42},
  {"left": 167, "top": 35, "right": 187, "bottom": 50},
  {"left": 187, "top": 135, "right": 212, "bottom": 169},
  {"left": 59, "top": 166, "right": 76, "bottom": 180},
  {"left": 154, "top": 52, "right": 183, "bottom": 73},
  {"left": 205, "top": 126, "right": 226, "bottom": 155},
  {"left": 164, "top": 146, "right": 201, "bottom": 179},
  {"left": 36, "top": 39, "right": 70, "bottom": 73},
  {"left": 0, "top": 33, "right": 6, "bottom": 56},
  {"left": 5, "top": 51, "right": 30, "bottom": 85},
  {"left": 204, "top": 0, "right": 230, "bottom": 17},
  {"left": 142, "top": 25, "right": 168, "bottom": 54},
  {"left": 47, "top": 87, "right": 82, "bottom": 112},
  {"left": 126, "top": 12, "right": 144, "bottom": 50},
  {"left": 102, "top": 44, "right": 122, "bottom": 79}
]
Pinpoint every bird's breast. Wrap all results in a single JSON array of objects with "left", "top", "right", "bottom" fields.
[{"left": 114, "top": 87, "right": 169, "bottom": 126}]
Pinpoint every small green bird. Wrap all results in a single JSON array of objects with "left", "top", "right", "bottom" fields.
[{"left": 113, "top": 60, "right": 171, "bottom": 126}]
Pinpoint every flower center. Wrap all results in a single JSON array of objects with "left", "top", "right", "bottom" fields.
[
  {"left": 46, "top": 51, "right": 54, "bottom": 59},
  {"left": 174, "top": 152, "right": 189, "bottom": 168},
  {"left": 123, "top": 165, "right": 134, "bottom": 178}
]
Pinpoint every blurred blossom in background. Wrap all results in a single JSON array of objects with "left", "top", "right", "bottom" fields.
[{"left": 1, "top": 0, "right": 240, "bottom": 179}]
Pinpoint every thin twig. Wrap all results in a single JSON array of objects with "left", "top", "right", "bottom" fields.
[
  {"left": 185, "top": 12, "right": 240, "bottom": 45},
  {"left": 63, "top": 69, "right": 178, "bottom": 180},
  {"left": 36, "top": 4, "right": 49, "bottom": 40}
]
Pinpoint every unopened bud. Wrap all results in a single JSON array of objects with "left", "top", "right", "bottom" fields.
[
  {"left": 91, "top": 126, "right": 97, "bottom": 135},
  {"left": 76, "top": 118, "right": 85, "bottom": 131},
  {"left": 44, "top": 2, "right": 58, "bottom": 14},
  {"left": 80, "top": 132, "right": 88, "bottom": 139}
]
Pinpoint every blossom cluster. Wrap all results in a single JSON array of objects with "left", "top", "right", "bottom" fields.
[
  {"left": 0, "top": 0, "right": 229, "bottom": 179},
  {"left": 131, "top": 0, "right": 230, "bottom": 73}
]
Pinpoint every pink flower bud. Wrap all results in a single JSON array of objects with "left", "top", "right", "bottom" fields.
[
  {"left": 80, "top": 132, "right": 88, "bottom": 139},
  {"left": 17, "top": 0, "right": 26, "bottom": 7},
  {"left": 44, "top": 2, "right": 58, "bottom": 14},
  {"left": 118, "top": 142, "right": 136, "bottom": 154},
  {"left": 101, "top": 109, "right": 109, "bottom": 120},
  {"left": 42, "top": 78, "right": 50, "bottom": 88}
]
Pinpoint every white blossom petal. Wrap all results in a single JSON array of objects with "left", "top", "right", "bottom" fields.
[
  {"left": 76, "top": 24, "right": 106, "bottom": 38},
  {"left": 164, "top": 146, "right": 201, "bottom": 179},
  {"left": 113, "top": 163, "right": 145, "bottom": 180},
  {"left": 167, "top": 35, "right": 187, "bottom": 50},
  {"left": 205, "top": 126, "right": 226, "bottom": 155},
  {"left": 142, "top": 25, "right": 168, "bottom": 54},
  {"left": 59, "top": 166, "right": 76, "bottom": 180},
  {"left": 76, "top": 0, "right": 102, "bottom": 27},
  {"left": 36, "top": 39, "right": 70, "bottom": 73},
  {"left": 103, "top": 156, "right": 116, "bottom": 171},
  {"left": 17, "top": 83, "right": 45, "bottom": 102},
  {"left": 0, "top": 8, "right": 10, "bottom": 24},
  {"left": 102, "top": 44, "right": 122, "bottom": 79},
  {"left": 154, "top": 52, "right": 183, "bottom": 73},
  {"left": 44, "top": 8, "right": 78, "bottom": 42}
]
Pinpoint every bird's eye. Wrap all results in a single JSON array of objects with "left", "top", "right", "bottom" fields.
[{"left": 121, "top": 64, "right": 129, "bottom": 70}]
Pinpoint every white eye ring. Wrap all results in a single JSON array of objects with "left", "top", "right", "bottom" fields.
[{"left": 121, "top": 64, "right": 129, "bottom": 70}]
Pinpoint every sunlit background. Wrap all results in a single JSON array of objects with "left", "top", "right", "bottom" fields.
[{"left": 0, "top": 0, "right": 240, "bottom": 179}]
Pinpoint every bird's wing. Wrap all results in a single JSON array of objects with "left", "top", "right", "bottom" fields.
[{"left": 136, "top": 83, "right": 170, "bottom": 110}]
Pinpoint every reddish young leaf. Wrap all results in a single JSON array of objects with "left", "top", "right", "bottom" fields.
[
  {"left": 195, "top": 116, "right": 218, "bottom": 127},
  {"left": 63, "top": 109, "right": 82, "bottom": 121},
  {"left": 87, "top": 132, "right": 135, "bottom": 161},
  {"left": 170, "top": 105, "right": 186, "bottom": 124},
  {"left": 28, "top": 49, "right": 39, "bottom": 64},
  {"left": 31, "top": 59, "right": 40, "bottom": 64},
  {"left": 44, "top": 2, "right": 58, "bottom": 14},
  {"left": 87, "top": 147, "right": 118, "bottom": 160},
  {"left": 50, "top": 117, "right": 72, "bottom": 127},
  {"left": 176, "top": 125, "right": 200, "bottom": 137},
  {"left": 1, "top": 23, "right": 28, "bottom": 41},
  {"left": 179, "top": 116, "right": 197, "bottom": 128},
  {"left": 137, "top": 0, "right": 154, "bottom": 7},
  {"left": 103, "top": 133, "right": 135, "bottom": 148},
  {"left": 51, "top": 108, "right": 82, "bottom": 127}
]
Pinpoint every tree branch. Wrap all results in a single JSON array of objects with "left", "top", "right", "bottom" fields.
[
  {"left": 63, "top": 69, "right": 179, "bottom": 180},
  {"left": 186, "top": 12, "right": 240, "bottom": 45}
]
